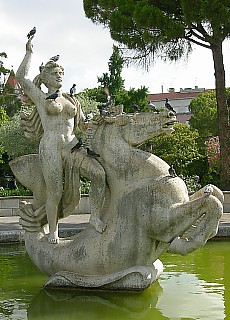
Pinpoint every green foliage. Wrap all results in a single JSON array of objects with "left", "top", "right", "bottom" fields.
[
  {"left": 81, "top": 87, "right": 107, "bottom": 104},
  {"left": 0, "top": 112, "right": 39, "bottom": 159},
  {"left": 116, "top": 86, "right": 149, "bottom": 113},
  {"left": 189, "top": 88, "right": 230, "bottom": 140},
  {"left": 76, "top": 91, "right": 100, "bottom": 115},
  {"left": 0, "top": 108, "right": 9, "bottom": 168},
  {"left": 0, "top": 52, "right": 9, "bottom": 76},
  {"left": 189, "top": 90, "right": 218, "bottom": 139},
  {"left": 80, "top": 178, "right": 91, "bottom": 194},
  {"left": 204, "top": 136, "right": 221, "bottom": 186},
  {"left": 83, "top": 1, "right": 230, "bottom": 65},
  {"left": 0, "top": 93, "right": 22, "bottom": 117},
  {"left": 81, "top": 45, "right": 149, "bottom": 113},
  {"left": 150, "top": 123, "right": 208, "bottom": 181},
  {"left": 83, "top": 0, "right": 230, "bottom": 190},
  {"left": 0, "top": 181, "right": 90, "bottom": 196},
  {"left": 0, "top": 187, "right": 32, "bottom": 197},
  {"left": 98, "top": 45, "right": 125, "bottom": 97},
  {"left": 0, "top": 107, "right": 9, "bottom": 124}
]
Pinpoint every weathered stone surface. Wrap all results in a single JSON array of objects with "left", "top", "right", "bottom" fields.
[
  {"left": 10, "top": 36, "right": 224, "bottom": 291},
  {"left": 44, "top": 261, "right": 163, "bottom": 292}
]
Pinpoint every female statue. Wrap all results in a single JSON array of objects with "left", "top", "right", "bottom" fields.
[{"left": 16, "top": 37, "right": 106, "bottom": 243}]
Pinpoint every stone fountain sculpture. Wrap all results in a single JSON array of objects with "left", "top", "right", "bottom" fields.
[{"left": 10, "top": 36, "right": 224, "bottom": 292}]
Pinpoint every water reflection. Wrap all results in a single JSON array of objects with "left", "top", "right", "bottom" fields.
[
  {"left": 27, "top": 285, "right": 165, "bottom": 319},
  {"left": 0, "top": 241, "right": 229, "bottom": 319}
]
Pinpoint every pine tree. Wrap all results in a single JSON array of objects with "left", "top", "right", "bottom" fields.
[{"left": 84, "top": 0, "right": 230, "bottom": 189}]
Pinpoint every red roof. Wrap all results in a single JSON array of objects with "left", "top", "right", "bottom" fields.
[
  {"left": 3, "top": 73, "right": 23, "bottom": 99},
  {"left": 148, "top": 89, "right": 212, "bottom": 101}
]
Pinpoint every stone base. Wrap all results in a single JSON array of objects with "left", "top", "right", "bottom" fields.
[{"left": 44, "top": 260, "right": 163, "bottom": 292}]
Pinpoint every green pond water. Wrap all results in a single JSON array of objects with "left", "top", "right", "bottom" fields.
[{"left": 0, "top": 240, "right": 229, "bottom": 320}]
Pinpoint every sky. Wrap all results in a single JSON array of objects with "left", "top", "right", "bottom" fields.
[{"left": 1, "top": 0, "right": 230, "bottom": 94}]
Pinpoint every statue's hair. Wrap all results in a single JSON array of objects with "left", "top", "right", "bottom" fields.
[{"left": 33, "top": 61, "right": 64, "bottom": 89}]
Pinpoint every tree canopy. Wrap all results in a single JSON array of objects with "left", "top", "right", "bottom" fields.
[
  {"left": 83, "top": 0, "right": 230, "bottom": 189},
  {"left": 0, "top": 52, "right": 9, "bottom": 78},
  {"left": 150, "top": 122, "right": 206, "bottom": 177},
  {"left": 82, "top": 44, "right": 149, "bottom": 112},
  {"left": 97, "top": 45, "right": 125, "bottom": 96},
  {"left": 189, "top": 90, "right": 218, "bottom": 139}
]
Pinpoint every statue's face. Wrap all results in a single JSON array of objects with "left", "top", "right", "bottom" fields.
[{"left": 43, "top": 67, "right": 64, "bottom": 89}]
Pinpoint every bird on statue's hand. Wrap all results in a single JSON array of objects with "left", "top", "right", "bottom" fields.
[{"left": 27, "top": 27, "right": 36, "bottom": 39}]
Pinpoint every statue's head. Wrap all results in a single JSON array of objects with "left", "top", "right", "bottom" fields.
[
  {"left": 110, "top": 111, "right": 177, "bottom": 146},
  {"left": 33, "top": 61, "right": 64, "bottom": 90}
]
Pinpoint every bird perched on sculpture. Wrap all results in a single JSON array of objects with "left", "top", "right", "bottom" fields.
[
  {"left": 85, "top": 111, "right": 94, "bottom": 122},
  {"left": 49, "top": 55, "right": 60, "bottom": 62},
  {"left": 27, "top": 27, "right": 36, "bottom": 39},
  {"left": 45, "top": 90, "right": 59, "bottom": 101},
  {"left": 86, "top": 147, "right": 100, "bottom": 158},
  {"left": 97, "top": 105, "right": 110, "bottom": 116},
  {"left": 39, "top": 62, "right": 44, "bottom": 73},
  {"left": 131, "top": 103, "right": 140, "bottom": 113},
  {"left": 165, "top": 98, "right": 176, "bottom": 113},
  {"left": 70, "top": 84, "right": 76, "bottom": 97},
  {"left": 148, "top": 102, "right": 159, "bottom": 113},
  {"left": 71, "top": 138, "right": 83, "bottom": 153},
  {"left": 168, "top": 165, "right": 177, "bottom": 178},
  {"left": 204, "top": 184, "right": 213, "bottom": 195}
]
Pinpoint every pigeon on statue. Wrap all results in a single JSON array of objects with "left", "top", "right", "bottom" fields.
[
  {"left": 84, "top": 111, "right": 94, "bottom": 122},
  {"left": 165, "top": 98, "right": 176, "bottom": 113},
  {"left": 45, "top": 90, "right": 59, "bottom": 101},
  {"left": 148, "top": 102, "right": 159, "bottom": 113},
  {"left": 49, "top": 55, "right": 60, "bottom": 62},
  {"left": 98, "top": 105, "right": 110, "bottom": 116},
  {"left": 131, "top": 103, "right": 140, "bottom": 113},
  {"left": 204, "top": 184, "right": 213, "bottom": 195},
  {"left": 86, "top": 148, "right": 100, "bottom": 158},
  {"left": 70, "top": 84, "right": 76, "bottom": 97},
  {"left": 39, "top": 62, "right": 44, "bottom": 73},
  {"left": 27, "top": 27, "right": 36, "bottom": 39},
  {"left": 71, "top": 138, "right": 83, "bottom": 153},
  {"left": 168, "top": 165, "right": 177, "bottom": 178}
]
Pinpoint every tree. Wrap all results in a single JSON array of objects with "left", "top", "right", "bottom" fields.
[
  {"left": 83, "top": 44, "right": 149, "bottom": 112},
  {"left": 0, "top": 93, "right": 22, "bottom": 117},
  {"left": 189, "top": 87, "right": 230, "bottom": 141},
  {"left": 98, "top": 45, "right": 125, "bottom": 98},
  {"left": 0, "top": 111, "right": 39, "bottom": 159},
  {"left": 150, "top": 123, "right": 206, "bottom": 174},
  {"left": 83, "top": 0, "right": 230, "bottom": 190},
  {"left": 116, "top": 86, "right": 149, "bottom": 113},
  {"left": 0, "top": 107, "right": 9, "bottom": 162},
  {"left": 0, "top": 52, "right": 9, "bottom": 79},
  {"left": 189, "top": 90, "right": 218, "bottom": 140},
  {"left": 147, "top": 123, "right": 215, "bottom": 188}
]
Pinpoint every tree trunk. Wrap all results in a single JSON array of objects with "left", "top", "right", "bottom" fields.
[{"left": 211, "top": 41, "right": 230, "bottom": 190}]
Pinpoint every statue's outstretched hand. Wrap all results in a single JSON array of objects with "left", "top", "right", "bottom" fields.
[{"left": 26, "top": 37, "right": 34, "bottom": 53}]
